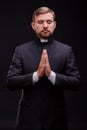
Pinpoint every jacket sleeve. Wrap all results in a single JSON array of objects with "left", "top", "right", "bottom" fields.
[
  {"left": 55, "top": 47, "right": 80, "bottom": 90},
  {"left": 7, "top": 47, "right": 34, "bottom": 90}
]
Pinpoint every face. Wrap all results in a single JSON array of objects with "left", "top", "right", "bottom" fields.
[{"left": 31, "top": 12, "right": 56, "bottom": 39}]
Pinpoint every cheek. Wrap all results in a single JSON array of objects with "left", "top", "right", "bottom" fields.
[
  {"left": 50, "top": 26, "right": 55, "bottom": 32},
  {"left": 36, "top": 26, "right": 43, "bottom": 31},
  {"left": 52, "top": 25, "right": 56, "bottom": 30}
]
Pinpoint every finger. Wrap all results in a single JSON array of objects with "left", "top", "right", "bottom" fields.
[
  {"left": 42, "top": 49, "right": 49, "bottom": 64},
  {"left": 45, "top": 52, "right": 49, "bottom": 65},
  {"left": 41, "top": 49, "right": 47, "bottom": 63},
  {"left": 42, "top": 49, "right": 47, "bottom": 55},
  {"left": 40, "top": 49, "right": 47, "bottom": 65}
]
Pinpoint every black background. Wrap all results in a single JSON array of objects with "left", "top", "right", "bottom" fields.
[{"left": 0, "top": 1, "right": 87, "bottom": 129}]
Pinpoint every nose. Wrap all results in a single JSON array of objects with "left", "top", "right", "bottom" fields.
[{"left": 43, "top": 21, "right": 48, "bottom": 27}]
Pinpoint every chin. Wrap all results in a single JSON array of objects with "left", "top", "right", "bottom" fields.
[
  {"left": 41, "top": 37, "right": 49, "bottom": 39},
  {"left": 42, "top": 35, "right": 51, "bottom": 39}
]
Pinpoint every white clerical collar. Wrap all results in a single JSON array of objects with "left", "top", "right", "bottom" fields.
[{"left": 40, "top": 39, "right": 48, "bottom": 43}]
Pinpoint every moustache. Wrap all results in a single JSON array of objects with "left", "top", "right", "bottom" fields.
[{"left": 41, "top": 30, "right": 50, "bottom": 32}]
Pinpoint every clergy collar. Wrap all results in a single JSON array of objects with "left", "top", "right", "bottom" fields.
[
  {"left": 33, "top": 36, "right": 53, "bottom": 47},
  {"left": 40, "top": 39, "right": 48, "bottom": 43}
]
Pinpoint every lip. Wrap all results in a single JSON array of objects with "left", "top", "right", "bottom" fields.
[{"left": 42, "top": 30, "right": 49, "bottom": 33}]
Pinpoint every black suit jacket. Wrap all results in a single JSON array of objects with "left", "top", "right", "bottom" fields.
[{"left": 7, "top": 39, "right": 80, "bottom": 130}]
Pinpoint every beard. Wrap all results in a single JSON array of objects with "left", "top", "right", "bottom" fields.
[{"left": 37, "top": 30, "right": 53, "bottom": 39}]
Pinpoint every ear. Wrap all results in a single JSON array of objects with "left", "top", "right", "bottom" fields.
[
  {"left": 54, "top": 21, "right": 57, "bottom": 29},
  {"left": 31, "top": 22, "right": 35, "bottom": 30}
]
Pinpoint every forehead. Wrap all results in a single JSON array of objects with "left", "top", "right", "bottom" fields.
[{"left": 35, "top": 12, "right": 54, "bottom": 21}]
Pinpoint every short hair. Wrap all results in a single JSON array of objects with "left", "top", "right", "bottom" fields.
[{"left": 32, "top": 6, "right": 56, "bottom": 22}]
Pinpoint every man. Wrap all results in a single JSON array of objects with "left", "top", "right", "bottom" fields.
[{"left": 7, "top": 6, "right": 80, "bottom": 130}]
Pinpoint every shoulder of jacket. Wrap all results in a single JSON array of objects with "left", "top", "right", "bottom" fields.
[
  {"left": 53, "top": 40, "right": 71, "bottom": 49},
  {"left": 15, "top": 40, "right": 34, "bottom": 49}
]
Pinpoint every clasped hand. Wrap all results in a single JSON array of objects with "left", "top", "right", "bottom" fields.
[{"left": 37, "top": 49, "right": 51, "bottom": 78}]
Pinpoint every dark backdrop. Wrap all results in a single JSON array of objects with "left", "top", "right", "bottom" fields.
[{"left": 0, "top": 1, "right": 87, "bottom": 129}]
